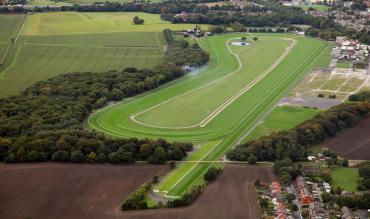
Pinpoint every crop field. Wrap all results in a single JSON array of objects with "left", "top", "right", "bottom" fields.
[
  {"left": 0, "top": 12, "right": 174, "bottom": 97},
  {"left": 0, "top": 14, "right": 25, "bottom": 64},
  {"left": 89, "top": 33, "right": 330, "bottom": 197}
]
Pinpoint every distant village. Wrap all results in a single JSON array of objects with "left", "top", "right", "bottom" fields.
[
  {"left": 333, "top": 36, "right": 369, "bottom": 62},
  {"left": 257, "top": 151, "right": 370, "bottom": 219}
]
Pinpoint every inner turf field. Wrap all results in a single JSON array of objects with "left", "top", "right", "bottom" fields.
[
  {"left": 0, "top": 12, "right": 203, "bottom": 97},
  {"left": 89, "top": 33, "right": 330, "bottom": 197}
]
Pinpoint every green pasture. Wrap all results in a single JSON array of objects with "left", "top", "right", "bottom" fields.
[
  {"left": 64, "top": 0, "right": 162, "bottom": 5},
  {"left": 0, "top": 14, "right": 24, "bottom": 42},
  {"left": 298, "top": 4, "right": 329, "bottom": 11},
  {"left": 89, "top": 33, "right": 330, "bottom": 197},
  {"left": 0, "top": 32, "right": 164, "bottom": 97},
  {"left": 26, "top": 0, "right": 73, "bottom": 6},
  {"left": 331, "top": 168, "right": 358, "bottom": 192},
  {"left": 336, "top": 60, "right": 352, "bottom": 68},
  {"left": 23, "top": 12, "right": 207, "bottom": 35},
  {"left": 0, "top": 12, "right": 175, "bottom": 97},
  {"left": 0, "top": 14, "right": 25, "bottom": 63},
  {"left": 245, "top": 105, "right": 320, "bottom": 141},
  {"left": 24, "top": 32, "right": 165, "bottom": 47}
]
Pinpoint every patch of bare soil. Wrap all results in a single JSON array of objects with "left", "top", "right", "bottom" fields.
[{"left": 325, "top": 117, "right": 370, "bottom": 160}]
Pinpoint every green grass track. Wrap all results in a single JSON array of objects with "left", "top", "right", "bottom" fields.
[
  {"left": 88, "top": 33, "right": 330, "bottom": 197},
  {"left": 88, "top": 34, "right": 329, "bottom": 142}
]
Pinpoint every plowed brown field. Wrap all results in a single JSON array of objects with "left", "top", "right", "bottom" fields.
[
  {"left": 0, "top": 164, "right": 275, "bottom": 219},
  {"left": 0, "top": 163, "right": 167, "bottom": 219},
  {"left": 325, "top": 117, "right": 370, "bottom": 160},
  {"left": 120, "top": 165, "right": 275, "bottom": 219}
]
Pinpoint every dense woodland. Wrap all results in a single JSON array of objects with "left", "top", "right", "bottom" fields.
[
  {"left": 164, "top": 29, "right": 210, "bottom": 66},
  {"left": 227, "top": 91, "right": 370, "bottom": 164},
  {"left": 0, "top": 30, "right": 209, "bottom": 164}
]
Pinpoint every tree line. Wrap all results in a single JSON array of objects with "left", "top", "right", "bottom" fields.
[
  {"left": 358, "top": 163, "right": 370, "bottom": 191},
  {"left": 227, "top": 91, "right": 370, "bottom": 164},
  {"left": 164, "top": 29, "right": 210, "bottom": 67},
  {"left": 0, "top": 30, "right": 209, "bottom": 164},
  {"left": 1, "top": 0, "right": 369, "bottom": 44}
]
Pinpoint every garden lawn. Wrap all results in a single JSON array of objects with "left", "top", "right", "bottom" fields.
[
  {"left": 336, "top": 60, "right": 352, "bottom": 68},
  {"left": 331, "top": 168, "right": 358, "bottom": 192}
]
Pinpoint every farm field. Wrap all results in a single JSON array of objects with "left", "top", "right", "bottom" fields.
[
  {"left": 245, "top": 105, "right": 320, "bottom": 141},
  {"left": 325, "top": 117, "right": 370, "bottom": 160},
  {"left": 0, "top": 14, "right": 25, "bottom": 64},
  {"left": 0, "top": 32, "right": 164, "bottom": 97},
  {"left": 0, "top": 164, "right": 273, "bottom": 219},
  {"left": 123, "top": 165, "right": 275, "bottom": 219},
  {"left": 331, "top": 168, "right": 359, "bottom": 192},
  {"left": 64, "top": 0, "right": 162, "bottom": 4},
  {"left": 89, "top": 33, "right": 330, "bottom": 197},
  {"left": 298, "top": 4, "right": 329, "bottom": 11},
  {"left": 0, "top": 163, "right": 167, "bottom": 219},
  {"left": 0, "top": 12, "right": 178, "bottom": 97},
  {"left": 23, "top": 12, "right": 206, "bottom": 35},
  {"left": 26, "top": 0, "right": 73, "bottom": 6}
]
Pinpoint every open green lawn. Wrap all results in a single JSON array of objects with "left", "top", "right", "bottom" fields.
[
  {"left": 0, "top": 40, "right": 164, "bottom": 97},
  {"left": 64, "top": 0, "right": 162, "bottom": 4},
  {"left": 298, "top": 4, "right": 329, "bottom": 11},
  {"left": 0, "top": 14, "right": 25, "bottom": 64},
  {"left": 245, "top": 105, "right": 320, "bottom": 141},
  {"left": 26, "top": 0, "right": 73, "bottom": 6},
  {"left": 23, "top": 12, "right": 207, "bottom": 35},
  {"left": 89, "top": 33, "right": 330, "bottom": 197},
  {"left": 331, "top": 168, "right": 359, "bottom": 192},
  {"left": 336, "top": 60, "right": 352, "bottom": 68}
]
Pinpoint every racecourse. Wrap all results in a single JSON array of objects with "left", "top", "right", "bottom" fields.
[{"left": 89, "top": 33, "right": 330, "bottom": 197}]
